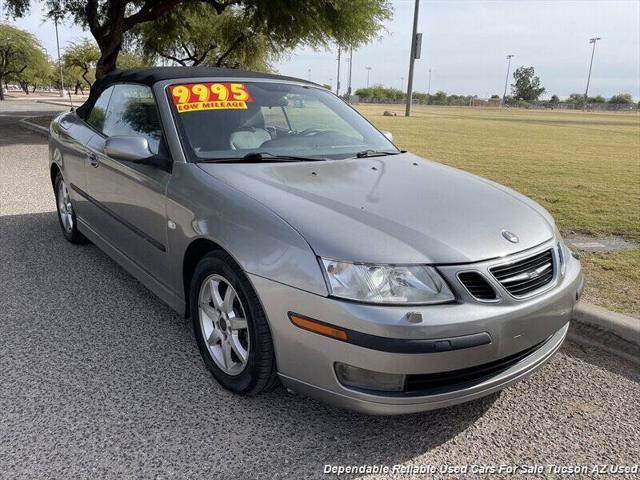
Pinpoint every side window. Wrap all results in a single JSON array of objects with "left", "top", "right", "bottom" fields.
[
  {"left": 103, "top": 84, "right": 162, "bottom": 154},
  {"left": 86, "top": 86, "right": 113, "bottom": 132}
]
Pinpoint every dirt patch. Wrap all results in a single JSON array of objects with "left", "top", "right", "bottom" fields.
[{"left": 565, "top": 233, "right": 639, "bottom": 253}]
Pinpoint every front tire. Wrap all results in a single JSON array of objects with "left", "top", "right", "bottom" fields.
[
  {"left": 54, "top": 171, "right": 87, "bottom": 244},
  {"left": 190, "top": 251, "right": 278, "bottom": 395}
]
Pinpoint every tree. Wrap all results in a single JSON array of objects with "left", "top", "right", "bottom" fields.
[
  {"left": 412, "top": 92, "right": 428, "bottom": 103},
  {"left": 431, "top": 90, "right": 447, "bottom": 105},
  {"left": 132, "top": 3, "right": 273, "bottom": 71},
  {"left": 63, "top": 39, "right": 100, "bottom": 89},
  {"left": 609, "top": 93, "right": 633, "bottom": 104},
  {"left": 566, "top": 93, "right": 585, "bottom": 107},
  {"left": 62, "top": 42, "right": 149, "bottom": 95},
  {"left": 4, "top": 0, "right": 392, "bottom": 79},
  {"left": 0, "top": 24, "right": 44, "bottom": 100},
  {"left": 511, "top": 66, "right": 545, "bottom": 102},
  {"left": 354, "top": 85, "right": 404, "bottom": 101},
  {"left": 549, "top": 94, "right": 560, "bottom": 107},
  {"left": 587, "top": 95, "right": 606, "bottom": 104},
  {"left": 115, "top": 50, "right": 153, "bottom": 70},
  {"left": 60, "top": 60, "right": 88, "bottom": 95},
  {"left": 8, "top": 46, "right": 50, "bottom": 93}
]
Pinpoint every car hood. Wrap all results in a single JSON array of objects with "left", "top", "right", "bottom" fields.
[{"left": 197, "top": 153, "right": 554, "bottom": 264}]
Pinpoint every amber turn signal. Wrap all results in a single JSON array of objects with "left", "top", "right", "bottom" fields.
[{"left": 288, "top": 313, "right": 348, "bottom": 341}]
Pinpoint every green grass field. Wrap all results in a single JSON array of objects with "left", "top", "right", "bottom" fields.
[{"left": 357, "top": 105, "right": 640, "bottom": 317}]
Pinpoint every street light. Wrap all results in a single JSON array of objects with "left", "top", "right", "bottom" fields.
[
  {"left": 583, "top": 37, "right": 601, "bottom": 111},
  {"left": 365, "top": 66, "right": 372, "bottom": 87},
  {"left": 501, "top": 54, "right": 514, "bottom": 107},
  {"left": 347, "top": 46, "right": 353, "bottom": 100},
  {"left": 405, "top": 0, "right": 421, "bottom": 117},
  {"left": 341, "top": 47, "right": 353, "bottom": 100},
  {"left": 336, "top": 46, "right": 341, "bottom": 96},
  {"left": 427, "top": 68, "right": 432, "bottom": 95},
  {"left": 54, "top": 16, "right": 66, "bottom": 97}
]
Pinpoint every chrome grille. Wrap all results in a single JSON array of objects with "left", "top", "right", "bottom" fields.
[
  {"left": 490, "top": 249, "right": 554, "bottom": 298},
  {"left": 457, "top": 272, "right": 497, "bottom": 301}
]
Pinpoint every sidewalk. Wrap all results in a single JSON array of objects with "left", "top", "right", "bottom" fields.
[{"left": 1, "top": 92, "right": 89, "bottom": 105}]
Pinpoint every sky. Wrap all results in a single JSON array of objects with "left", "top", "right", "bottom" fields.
[{"left": 4, "top": 0, "right": 640, "bottom": 99}]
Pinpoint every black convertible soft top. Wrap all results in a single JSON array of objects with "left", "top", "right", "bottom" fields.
[{"left": 76, "top": 67, "right": 315, "bottom": 119}]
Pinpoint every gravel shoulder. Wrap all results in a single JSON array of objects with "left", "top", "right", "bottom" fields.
[{"left": 1, "top": 102, "right": 638, "bottom": 479}]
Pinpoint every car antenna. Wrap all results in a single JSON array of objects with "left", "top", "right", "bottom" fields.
[{"left": 67, "top": 91, "right": 75, "bottom": 112}]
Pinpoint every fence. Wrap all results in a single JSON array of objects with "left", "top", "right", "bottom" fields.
[{"left": 352, "top": 96, "right": 639, "bottom": 111}]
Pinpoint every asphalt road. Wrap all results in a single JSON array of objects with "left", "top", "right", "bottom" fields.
[{"left": 1, "top": 100, "right": 638, "bottom": 479}]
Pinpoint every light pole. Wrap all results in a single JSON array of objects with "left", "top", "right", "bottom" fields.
[
  {"left": 427, "top": 68, "right": 432, "bottom": 95},
  {"left": 405, "top": 0, "right": 421, "bottom": 117},
  {"left": 41, "top": 47, "right": 49, "bottom": 89},
  {"left": 54, "top": 16, "right": 65, "bottom": 97},
  {"left": 501, "top": 54, "right": 514, "bottom": 107},
  {"left": 347, "top": 46, "right": 353, "bottom": 100},
  {"left": 336, "top": 46, "right": 341, "bottom": 96},
  {"left": 365, "top": 66, "right": 372, "bottom": 87},
  {"left": 583, "top": 37, "right": 601, "bottom": 111}
]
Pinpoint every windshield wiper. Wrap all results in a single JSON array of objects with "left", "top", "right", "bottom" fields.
[
  {"left": 197, "top": 152, "right": 327, "bottom": 164},
  {"left": 354, "top": 149, "right": 403, "bottom": 158}
]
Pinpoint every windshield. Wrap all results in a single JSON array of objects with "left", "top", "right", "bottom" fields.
[{"left": 167, "top": 81, "right": 398, "bottom": 161}]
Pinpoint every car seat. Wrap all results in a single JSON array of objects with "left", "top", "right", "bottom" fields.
[{"left": 229, "top": 109, "right": 271, "bottom": 150}]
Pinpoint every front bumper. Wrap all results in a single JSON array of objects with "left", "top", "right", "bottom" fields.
[
  {"left": 280, "top": 323, "right": 568, "bottom": 415},
  {"left": 249, "top": 243, "right": 583, "bottom": 415}
]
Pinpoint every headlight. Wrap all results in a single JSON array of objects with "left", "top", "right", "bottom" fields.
[{"left": 320, "top": 258, "right": 455, "bottom": 304}]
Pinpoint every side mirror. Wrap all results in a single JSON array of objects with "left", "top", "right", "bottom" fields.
[
  {"left": 104, "top": 135, "right": 152, "bottom": 162},
  {"left": 382, "top": 130, "right": 394, "bottom": 142}
]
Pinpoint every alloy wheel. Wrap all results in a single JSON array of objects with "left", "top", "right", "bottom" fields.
[
  {"left": 57, "top": 179, "right": 74, "bottom": 233},
  {"left": 198, "top": 274, "right": 250, "bottom": 376}
]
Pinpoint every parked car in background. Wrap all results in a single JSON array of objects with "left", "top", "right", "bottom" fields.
[{"left": 48, "top": 67, "right": 584, "bottom": 414}]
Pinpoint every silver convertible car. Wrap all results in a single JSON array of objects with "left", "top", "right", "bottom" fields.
[{"left": 49, "top": 67, "right": 584, "bottom": 414}]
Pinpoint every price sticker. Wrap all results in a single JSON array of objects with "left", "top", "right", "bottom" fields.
[{"left": 169, "top": 82, "right": 253, "bottom": 113}]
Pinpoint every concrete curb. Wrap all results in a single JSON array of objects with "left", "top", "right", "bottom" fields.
[
  {"left": 18, "top": 118, "right": 49, "bottom": 137},
  {"left": 572, "top": 303, "right": 639, "bottom": 347},
  {"left": 36, "top": 99, "right": 80, "bottom": 108}
]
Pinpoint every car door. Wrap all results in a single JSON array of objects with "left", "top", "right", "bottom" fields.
[
  {"left": 83, "top": 83, "right": 171, "bottom": 285},
  {"left": 55, "top": 86, "right": 113, "bottom": 219}
]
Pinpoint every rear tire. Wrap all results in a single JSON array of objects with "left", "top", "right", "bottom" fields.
[
  {"left": 190, "top": 251, "right": 278, "bottom": 395},
  {"left": 54, "top": 171, "right": 88, "bottom": 244}
]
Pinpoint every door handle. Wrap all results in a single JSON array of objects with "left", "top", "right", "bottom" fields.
[{"left": 88, "top": 153, "right": 99, "bottom": 168}]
